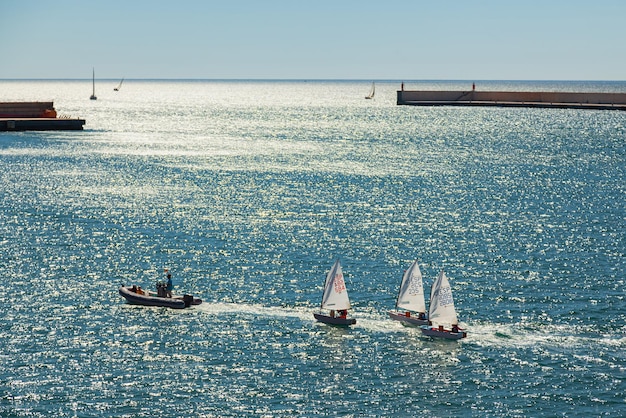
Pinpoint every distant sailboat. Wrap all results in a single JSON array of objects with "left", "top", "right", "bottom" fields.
[
  {"left": 89, "top": 68, "right": 97, "bottom": 100},
  {"left": 114, "top": 77, "right": 124, "bottom": 91},
  {"left": 313, "top": 259, "right": 356, "bottom": 326},
  {"left": 420, "top": 270, "right": 467, "bottom": 340},
  {"left": 388, "top": 259, "right": 429, "bottom": 326},
  {"left": 365, "top": 82, "right": 375, "bottom": 99}
]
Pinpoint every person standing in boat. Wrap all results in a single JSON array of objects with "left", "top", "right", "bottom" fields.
[{"left": 165, "top": 271, "right": 173, "bottom": 298}]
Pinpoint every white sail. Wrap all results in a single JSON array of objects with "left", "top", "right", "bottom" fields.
[
  {"left": 428, "top": 270, "right": 458, "bottom": 327},
  {"left": 365, "top": 82, "right": 375, "bottom": 99},
  {"left": 396, "top": 259, "right": 426, "bottom": 313},
  {"left": 321, "top": 259, "right": 351, "bottom": 310}
]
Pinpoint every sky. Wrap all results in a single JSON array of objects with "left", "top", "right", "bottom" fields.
[{"left": 1, "top": 0, "right": 625, "bottom": 80}]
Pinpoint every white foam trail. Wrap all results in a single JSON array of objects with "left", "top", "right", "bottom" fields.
[
  {"left": 195, "top": 302, "right": 626, "bottom": 349},
  {"left": 195, "top": 302, "right": 417, "bottom": 333},
  {"left": 196, "top": 301, "right": 312, "bottom": 322}
]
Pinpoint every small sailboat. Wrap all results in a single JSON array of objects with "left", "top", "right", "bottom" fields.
[
  {"left": 365, "top": 82, "right": 375, "bottom": 99},
  {"left": 388, "top": 259, "right": 428, "bottom": 326},
  {"left": 420, "top": 270, "right": 467, "bottom": 340},
  {"left": 89, "top": 68, "right": 97, "bottom": 100},
  {"left": 313, "top": 259, "right": 356, "bottom": 326},
  {"left": 113, "top": 77, "right": 124, "bottom": 91}
]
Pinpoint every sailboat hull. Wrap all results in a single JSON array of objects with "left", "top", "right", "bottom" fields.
[
  {"left": 420, "top": 326, "right": 467, "bottom": 340},
  {"left": 314, "top": 313, "right": 356, "bottom": 326},
  {"left": 388, "top": 310, "right": 429, "bottom": 326}
]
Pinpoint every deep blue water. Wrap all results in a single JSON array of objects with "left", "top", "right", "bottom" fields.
[{"left": 0, "top": 80, "right": 625, "bottom": 417}]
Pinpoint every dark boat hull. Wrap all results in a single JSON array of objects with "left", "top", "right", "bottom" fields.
[
  {"left": 119, "top": 286, "right": 202, "bottom": 309},
  {"left": 314, "top": 313, "right": 356, "bottom": 326},
  {"left": 388, "top": 310, "right": 429, "bottom": 326},
  {"left": 420, "top": 326, "right": 467, "bottom": 340}
]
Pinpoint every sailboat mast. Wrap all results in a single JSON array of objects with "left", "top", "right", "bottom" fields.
[
  {"left": 393, "top": 269, "right": 404, "bottom": 311},
  {"left": 89, "top": 68, "right": 97, "bottom": 100},
  {"left": 320, "top": 269, "right": 330, "bottom": 312},
  {"left": 320, "top": 259, "right": 339, "bottom": 312}
]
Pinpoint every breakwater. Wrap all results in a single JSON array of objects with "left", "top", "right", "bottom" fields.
[
  {"left": 0, "top": 101, "right": 56, "bottom": 118},
  {"left": 0, "top": 101, "right": 85, "bottom": 131},
  {"left": 397, "top": 90, "right": 626, "bottom": 110}
]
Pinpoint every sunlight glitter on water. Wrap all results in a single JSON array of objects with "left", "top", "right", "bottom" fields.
[{"left": 1, "top": 79, "right": 625, "bottom": 417}]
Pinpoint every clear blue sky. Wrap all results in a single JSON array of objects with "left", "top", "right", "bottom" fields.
[{"left": 1, "top": 0, "right": 624, "bottom": 80}]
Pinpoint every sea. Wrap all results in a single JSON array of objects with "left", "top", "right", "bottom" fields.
[{"left": 0, "top": 79, "right": 624, "bottom": 417}]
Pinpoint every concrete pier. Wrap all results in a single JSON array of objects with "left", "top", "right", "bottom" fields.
[
  {"left": 0, "top": 102, "right": 85, "bottom": 131},
  {"left": 397, "top": 90, "right": 626, "bottom": 110}
]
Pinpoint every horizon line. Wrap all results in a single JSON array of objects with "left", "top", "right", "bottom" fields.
[{"left": 1, "top": 78, "right": 625, "bottom": 83}]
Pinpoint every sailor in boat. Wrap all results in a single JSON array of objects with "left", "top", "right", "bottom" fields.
[
  {"left": 165, "top": 272, "right": 173, "bottom": 298},
  {"left": 130, "top": 285, "right": 144, "bottom": 295},
  {"left": 156, "top": 270, "right": 173, "bottom": 298},
  {"left": 403, "top": 311, "right": 426, "bottom": 319},
  {"left": 427, "top": 322, "right": 463, "bottom": 334},
  {"left": 338, "top": 310, "right": 348, "bottom": 319}
]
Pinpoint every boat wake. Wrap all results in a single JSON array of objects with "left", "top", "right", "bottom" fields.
[
  {"left": 457, "top": 322, "right": 626, "bottom": 350},
  {"left": 195, "top": 301, "right": 421, "bottom": 333},
  {"left": 194, "top": 302, "right": 625, "bottom": 349},
  {"left": 196, "top": 301, "right": 313, "bottom": 322}
]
